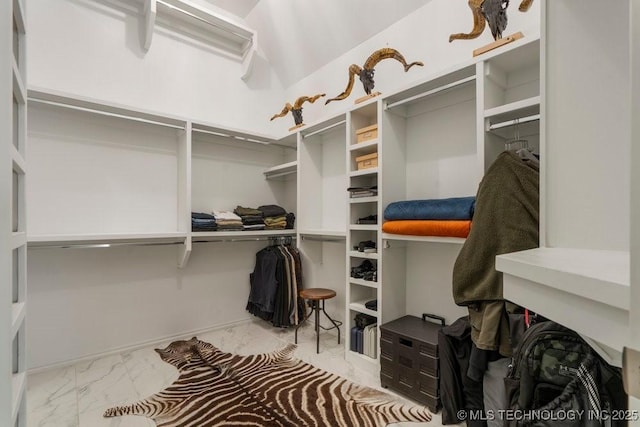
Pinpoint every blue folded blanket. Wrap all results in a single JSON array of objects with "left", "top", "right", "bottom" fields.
[{"left": 384, "top": 197, "right": 476, "bottom": 221}]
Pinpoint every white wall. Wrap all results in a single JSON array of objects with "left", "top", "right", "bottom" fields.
[
  {"left": 275, "top": 0, "right": 541, "bottom": 135},
  {"left": 25, "top": 0, "right": 541, "bottom": 368},
  {"left": 27, "top": 242, "right": 266, "bottom": 369},
  {"left": 27, "top": 0, "right": 283, "bottom": 135}
]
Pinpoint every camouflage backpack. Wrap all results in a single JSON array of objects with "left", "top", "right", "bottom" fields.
[{"left": 504, "top": 321, "right": 627, "bottom": 426}]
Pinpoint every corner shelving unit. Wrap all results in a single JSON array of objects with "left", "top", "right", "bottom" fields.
[{"left": 26, "top": 88, "right": 297, "bottom": 269}]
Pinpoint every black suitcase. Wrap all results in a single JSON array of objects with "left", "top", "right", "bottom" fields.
[{"left": 380, "top": 313, "right": 445, "bottom": 412}]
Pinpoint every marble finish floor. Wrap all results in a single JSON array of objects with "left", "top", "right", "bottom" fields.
[{"left": 27, "top": 320, "right": 456, "bottom": 426}]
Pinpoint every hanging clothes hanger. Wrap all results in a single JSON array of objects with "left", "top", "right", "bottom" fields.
[{"left": 505, "top": 118, "right": 539, "bottom": 165}]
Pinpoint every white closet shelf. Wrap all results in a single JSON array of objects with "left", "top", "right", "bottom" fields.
[
  {"left": 349, "top": 301, "right": 379, "bottom": 317},
  {"left": 382, "top": 233, "right": 466, "bottom": 244},
  {"left": 347, "top": 349, "right": 378, "bottom": 363},
  {"left": 11, "top": 302, "right": 25, "bottom": 338},
  {"left": 299, "top": 229, "right": 346, "bottom": 242},
  {"left": 350, "top": 224, "right": 378, "bottom": 231},
  {"left": 349, "top": 278, "right": 379, "bottom": 289},
  {"left": 27, "top": 232, "right": 188, "bottom": 248},
  {"left": 12, "top": 372, "right": 26, "bottom": 423},
  {"left": 348, "top": 250, "right": 379, "bottom": 260},
  {"left": 484, "top": 96, "right": 540, "bottom": 121},
  {"left": 350, "top": 196, "right": 378, "bottom": 204},
  {"left": 11, "top": 232, "right": 26, "bottom": 251},
  {"left": 349, "top": 139, "right": 378, "bottom": 153},
  {"left": 263, "top": 161, "right": 297, "bottom": 180},
  {"left": 192, "top": 229, "right": 295, "bottom": 242},
  {"left": 497, "top": 247, "right": 629, "bottom": 352},
  {"left": 153, "top": 0, "right": 254, "bottom": 57},
  {"left": 28, "top": 87, "right": 187, "bottom": 129},
  {"left": 349, "top": 168, "right": 379, "bottom": 178}
]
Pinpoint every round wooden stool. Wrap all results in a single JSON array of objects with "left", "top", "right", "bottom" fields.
[{"left": 295, "top": 288, "right": 342, "bottom": 354}]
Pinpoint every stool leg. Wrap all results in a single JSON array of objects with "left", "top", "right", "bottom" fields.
[
  {"left": 321, "top": 300, "right": 342, "bottom": 345},
  {"left": 294, "top": 300, "right": 313, "bottom": 344},
  {"left": 315, "top": 301, "right": 320, "bottom": 354}
]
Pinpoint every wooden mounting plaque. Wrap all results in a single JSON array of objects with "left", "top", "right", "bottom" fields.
[
  {"left": 355, "top": 91, "right": 381, "bottom": 105},
  {"left": 289, "top": 123, "right": 305, "bottom": 131},
  {"left": 473, "top": 32, "right": 524, "bottom": 57}
]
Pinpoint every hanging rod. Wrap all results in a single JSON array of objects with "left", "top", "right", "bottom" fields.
[
  {"left": 156, "top": 0, "right": 253, "bottom": 43},
  {"left": 192, "top": 127, "right": 271, "bottom": 145},
  {"left": 385, "top": 75, "right": 476, "bottom": 110},
  {"left": 488, "top": 114, "right": 540, "bottom": 131},
  {"left": 303, "top": 120, "right": 346, "bottom": 139},
  {"left": 300, "top": 235, "right": 345, "bottom": 243},
  {"left": 192, "top": 127, "right": 297, "bottom": 150},
  {"left": 28, "top": 241, "right": 184, "bottom": 250},
  {"left": 28, "top": 98, "right": 186, "bottom": 130},
  {"left": 193, "top": 235, "right": 294, "bottom": 244}
]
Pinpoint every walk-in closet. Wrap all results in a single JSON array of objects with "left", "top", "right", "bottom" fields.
[{"left": 1, "top": 0, "right": 639, "bottom": 426}]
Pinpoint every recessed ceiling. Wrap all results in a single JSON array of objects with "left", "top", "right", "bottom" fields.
[{"left": 205, "top": 0, "right": 431, "bottom": 87}]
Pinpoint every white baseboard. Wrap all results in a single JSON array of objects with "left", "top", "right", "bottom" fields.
[{"left": 27, "top": 317, "right": 253, "bottom": 375}]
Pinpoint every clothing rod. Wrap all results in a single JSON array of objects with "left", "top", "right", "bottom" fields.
[
  {"left": 488, "top": 114, "right": 540, "bottom": 131},
  {"left": 156, "top": 0, "right": 253, "bottom": 43},
  {"left": 28, "top": 98, "right": 186, "bottom": 130},
  {"left": 193, "top": 236, "right": 293, "bottom": 244},
  {"left": 300, "top": 235, "right": 345, "bottom": 243},
  {"left": 28, "top": 241, "right": 184, "bottom": 250},
  {"left": 385, "top": 75, "right": 476, "bottom": 110},
  {"left": 192, "top": 127, "right": 279, "bottom": 147},
  {"left": 303, "top": 120, "right": 346, "bottom": 139}
]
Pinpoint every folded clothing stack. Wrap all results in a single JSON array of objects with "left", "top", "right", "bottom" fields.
[
  {"left": 382, "top": 196, "right": 475, "bottom": 238},
  {"left": 234, "top": 205, "right": 265, "bottom": 231},
  {"left": 347, "top": 185, "right": 378, "bottom": 198},
  {"left": 213, "top": 210, "right": 244, "bottom": 231},
  {"left": 259, "top": 205, "right": 289, "bottom": 230},
  {"left": 191, "top": 212, "right": 217, "bottom": 231}
]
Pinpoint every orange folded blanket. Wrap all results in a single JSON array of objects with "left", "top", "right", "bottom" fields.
[{"left": 382, "top": 220, "right": 471, "bottom": 238}]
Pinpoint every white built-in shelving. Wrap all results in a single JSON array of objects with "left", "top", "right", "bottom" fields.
[
  {"left": 5, "top": 0, "right": 27, "bottom": 424},
  {"left": 27, "top": 88, "right": 297, "bottom": 269}
]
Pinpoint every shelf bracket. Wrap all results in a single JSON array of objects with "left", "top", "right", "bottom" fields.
[
  {"left": 143, "top": 0, "right": 157, "bottom": 52},
  {"left": 241, "top": 35, "right": 257, "bottom": 81},
  {"left": 178, "top": 237, "right": 191, "bottom": 269}
]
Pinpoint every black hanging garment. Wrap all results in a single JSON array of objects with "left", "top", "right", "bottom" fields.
[
  {"left": 438, "top": 316, "right": 487, "bottom": 426},
  {"left": 247, "top": 244, "right": 303, "bottom": 327}
]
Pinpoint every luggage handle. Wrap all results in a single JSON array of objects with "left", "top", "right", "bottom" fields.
[{"left": 422, "top": 313, "right": 445, "bottom": 326}]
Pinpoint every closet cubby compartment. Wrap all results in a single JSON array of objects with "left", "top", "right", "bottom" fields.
[
  {"left": 482, "top": 39, "right": 540, "bottom": 111},
  {"left": 481, "top": 40, "right": 540, "bottom": 171},
  {"left": 349, "top": 103, "right": 378, "bottom": 148},
  {"left": 190, "top": 128, "right": 296, "bottom": 222},
  {"left": 349, "top": 202, "right": 377, "bottom": 226},
  {"left": 298, "top": 117, "right": 347, "bottom": 235}
]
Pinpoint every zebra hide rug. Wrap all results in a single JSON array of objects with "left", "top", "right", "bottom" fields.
[{"left": 104, "top": 337, "right": 432, "bottom": 426}]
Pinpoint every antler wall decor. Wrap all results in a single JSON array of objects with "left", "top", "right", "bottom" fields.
[
  {"left": 270, "top": 93, "right": 326, "bottom": 127},
  {"left": 325, "top": 48, "right": 423, "bottom": 104},
  {"left": 449, "top": 0, "right": 534, "bottom": 42}
]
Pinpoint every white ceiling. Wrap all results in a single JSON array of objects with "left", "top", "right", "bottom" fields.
[{"left": 205, "top": 0, "right": 431, "bottom": 87}]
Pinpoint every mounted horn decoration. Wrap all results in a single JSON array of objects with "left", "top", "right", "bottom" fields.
[
  {"left": 449, "top": 0, "right": 533, "bottom": 56},
  {"left": 325, "top": 48, "right": 424, "bottom": 105},
  {"left": 270, "top": 93, "right": 326, "bottom": 131}
]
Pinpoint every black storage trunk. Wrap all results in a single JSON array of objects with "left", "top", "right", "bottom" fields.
[{"left": 379, "top": 314, "right": 444, "bottom": 412}]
